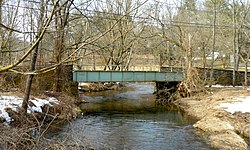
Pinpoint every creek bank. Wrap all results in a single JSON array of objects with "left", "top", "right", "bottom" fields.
[
  {"left": 0, "top": 92, "right": 83, "bottom": 126},
  {"left": 176, "top": 88, "right": 250, "bottom": 150},
  {"left": 0, "top": 91, "right": 85, "bottom": 149},
  {"left": 0, "top": 82, "right": 127, "bottom": 126}
]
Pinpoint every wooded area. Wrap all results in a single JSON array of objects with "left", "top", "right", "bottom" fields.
[{"left": 0, "top": 0, "right": 250, "bottom": 111}]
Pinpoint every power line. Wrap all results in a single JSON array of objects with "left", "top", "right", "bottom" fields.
[
  {"left": 2, "top": 0, "right": 236, "bottom": 15},
  {"left": 0, "top": 0, "right": 243, "bottom": 34}
]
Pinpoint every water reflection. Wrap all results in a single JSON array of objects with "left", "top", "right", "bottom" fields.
[{"left": 50, "top": 83, "right": 211, "bottom": 150}]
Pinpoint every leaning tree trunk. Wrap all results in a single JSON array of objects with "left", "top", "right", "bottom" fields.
[{"left": 21, "top": 0, "right": 50, "bottom": 113}]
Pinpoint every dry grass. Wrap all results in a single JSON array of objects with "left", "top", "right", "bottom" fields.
[
  {"left": 0, "top": 91, "right": 83, "bottom": 149},
  {"left": 177, "top": 67, "right": 206, "bottom": 98},
  {"left": 0, "top": 126, "right": 37, "bottom": 149},
  {"left": 0, "top": 103, "right": 81, "bottom": 150},
  {"left": 157, "top": 67, "right": 207, "bottom": 105},
  {"left": 0, "top": 110, "right": 59, "bottom": 150}
]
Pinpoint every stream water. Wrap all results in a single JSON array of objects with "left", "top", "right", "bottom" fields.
[{"left": 49, "top": 83, "right": 212, "bottom": 150}]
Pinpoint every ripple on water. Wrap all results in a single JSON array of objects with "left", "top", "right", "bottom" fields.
[{"left": 49, "top": 83, "right": 211, "bottom": 150}]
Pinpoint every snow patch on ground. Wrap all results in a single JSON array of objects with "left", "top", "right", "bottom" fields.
[
  {"left": 206, "top": 84, "right": 242, "bottom": 88},
  {"left": 78, "top": 82, "right": 89, "bottom": 86},
  {"left": 219, "top": 96, "right": 250, "bottom": 114},
  {"left": 0, "top": 96, "right": 59, "bottom": 124}
]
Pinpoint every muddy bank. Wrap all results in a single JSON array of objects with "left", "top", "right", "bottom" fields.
[{"left": 176, "top": 88, "right": 250, "bottom": 150}]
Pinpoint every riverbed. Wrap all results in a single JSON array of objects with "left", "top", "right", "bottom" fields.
[{"left": 49, "top": 83, "right": 212, "bottom": 149}]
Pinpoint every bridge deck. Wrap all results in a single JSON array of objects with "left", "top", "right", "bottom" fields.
[{"left": 73, "top": 70, "right": 183, "bottom": 82}]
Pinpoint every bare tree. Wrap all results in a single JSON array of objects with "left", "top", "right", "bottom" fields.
[
  {"left": 209, "top": 0, "right": 217, "bottom": 86},
  {"left": 21, "top": 0, "right": 50, "bottom": 113},
  {"left": 232, "top": 0, "right": 237, "bottom": 86},
  {"left": 0, "top": 0, "right": 20, "bottom": 66},
  {"left": 82, "top": 0, "right": 145, "bottom": 71},
  {"left": 52, "top": 0, "right": 73, "bottom": 92},
  {"left": 236, "top": 1, "right": 250, "bottom": 86},
  {"left": 0, "top": 0, "right": 56, "bottom": 73}
]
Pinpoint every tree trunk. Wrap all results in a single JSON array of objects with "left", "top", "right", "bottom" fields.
[
  {"left": 0, "top": 0, "right": 2, "bottom": 53},
  {"left": 21, "top": 0, "right": 45, "bottom": 113},
  {"left": 202, "top": 44, "right": 207, "bottom": 81},
  {"left": 53, "top": 14, "right": 65, "bottom": 92},
  {"left": 244, "top": 53, "right": 249, "bottom": 86},
  {"left": 232, "top": 0, "right": 237, "bottom": 86},
  {"left": 187, "top": 34, "right": 193, "bottom": 70},
  {"left": 125, "top": 47, "right": 133, "bottom": 71},
  {"left": 53, "top": 1, "right": 72, "bottom": 92},
  {"left": 210, "top": 0, "right": 216, "bottom": 86}
]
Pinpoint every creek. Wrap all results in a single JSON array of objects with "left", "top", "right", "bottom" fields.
[{"left": 49, "top": 83, "right": 212, "bottom": 150}]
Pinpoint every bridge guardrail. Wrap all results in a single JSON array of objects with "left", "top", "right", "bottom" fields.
[{"left": 73, "top": 64, "right": 162, "bottom": 72}]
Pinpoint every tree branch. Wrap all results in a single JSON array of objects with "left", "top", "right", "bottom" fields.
[
  {"left": 0, "top": 0, "right": 60, "bottom": 72},
  {"left": 0, "top": 23, "right": 22, "bottom": 33}
]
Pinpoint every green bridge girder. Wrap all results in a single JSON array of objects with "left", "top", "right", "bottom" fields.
[{"left": 73, "top": 70, "right": 183, "bottom": 82}]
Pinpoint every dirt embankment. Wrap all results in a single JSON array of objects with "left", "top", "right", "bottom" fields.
[{"left": 176, "top": 88, "right": 250, "bottom": 150}]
